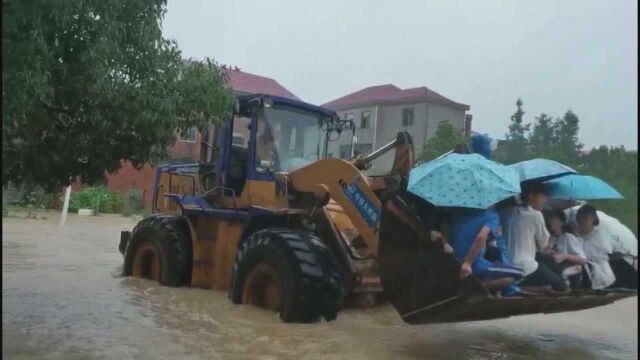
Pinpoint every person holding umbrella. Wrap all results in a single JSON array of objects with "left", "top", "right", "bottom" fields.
[{"left": 469, "top": 134, "right": 525, "bottom": 296}]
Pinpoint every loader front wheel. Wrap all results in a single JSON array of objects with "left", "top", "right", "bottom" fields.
[
  {"left": 229, "top": 229, "right": 343, "bottom": 322},
  {"left": 242, "top": 262, "right": 284, "bottom": 312},
  {"left": 131, "top": 241, "right": 163, "bottom": 282},
  {"left": 123, "top": 214, "right": 192, "bottom": 287}
]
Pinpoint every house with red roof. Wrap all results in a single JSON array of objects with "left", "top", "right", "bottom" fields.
[
  {"left": 104, "top": 66, "right": 299, "bottom": 208},
  {"left": 322, "top": 84, "right": 471, "bottom": 172}
]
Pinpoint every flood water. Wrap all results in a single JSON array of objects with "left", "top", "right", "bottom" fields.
[{"left": 2, "top": 212, "right": 637, "bottom": 360}]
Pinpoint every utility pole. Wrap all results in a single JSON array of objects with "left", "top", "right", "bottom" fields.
[{"left": 59, "top": 183, "right": 72, "bottom": 228}]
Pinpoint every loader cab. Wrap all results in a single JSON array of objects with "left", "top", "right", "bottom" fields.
[
  {"left": 213, "top": 94, "right": 353, "bottom": 205},
  {"left": 151, "top": 94, "right": 353, "bottom": 213}
]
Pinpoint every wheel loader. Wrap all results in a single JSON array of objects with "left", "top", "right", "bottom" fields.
[{"left": 119, "top": 94, "right": 636, "bottom": 323}]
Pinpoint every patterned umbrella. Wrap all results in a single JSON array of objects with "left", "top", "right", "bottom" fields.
[{"left": 408, "top": 153, "right": 521, "bottom": 209}]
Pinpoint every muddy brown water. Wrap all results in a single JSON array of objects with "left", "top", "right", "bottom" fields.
[{"left": 2, "top": 212, "right": 637, "bottom": 360}]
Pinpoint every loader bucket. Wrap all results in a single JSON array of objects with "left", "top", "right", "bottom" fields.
[{"left": 377, "top": 193, "right": 637, "bottom": 325}]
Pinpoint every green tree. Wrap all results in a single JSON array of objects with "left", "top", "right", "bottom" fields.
[
  {"left": 529, "top": 113, "right": 558, "bottom": 158},
  {"left": 419, "top": 121, "right": 466, "bottom": 162},
  {"left": 2, "top": 0, "right": 234, "bottom": 190},
  {"left": 554, "top": 110, "right": 583, "bottom": 165},
  {"left": 500, "top": 98, "right": 531, "bottom": 163}
]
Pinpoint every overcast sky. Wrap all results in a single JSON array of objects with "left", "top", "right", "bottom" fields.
[{"left": 164, "top": 0, "right": 637, "bottom": 150}]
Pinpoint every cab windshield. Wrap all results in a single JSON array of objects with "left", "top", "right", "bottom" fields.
[{"left": 255, "top": 106, "right": 330, "bottom": 173}]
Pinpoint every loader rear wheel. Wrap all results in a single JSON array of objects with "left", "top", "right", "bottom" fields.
[
  {"left": 123, "top": 214, "right": 192, "bottom": 287},
  {"left": 229, "top": 228, "right": 343, "bottom": 322}
]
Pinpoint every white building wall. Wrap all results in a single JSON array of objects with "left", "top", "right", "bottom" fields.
[
  {"left": 326, "top": 101, "right": 467, "bottom": 174},
  {"left": 424, "top": 103, "right": 467, "bottom": 142}
]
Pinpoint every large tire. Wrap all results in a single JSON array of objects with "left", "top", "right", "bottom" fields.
[
  {"left": 229, "top": 228, "right": 343, "bottom": 322},
  {"left": 123, "top": 214, "right": 192, "bottom": 287}
]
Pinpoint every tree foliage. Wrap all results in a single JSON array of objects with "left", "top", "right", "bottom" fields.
[
  {"left": 554, "top": 110, "right": 583, "bottom": 165},
  {"left": 528, "top": 113, "right": 556, "bottom": 157},
  {"left": 501, "top": 98, "right": 531, "bottom": 162},
  {"left": 2, "top": 0, "right": 234, "bottom": 190},
  {"left": 419, "top": 121, "right": 466, "bottom": 162},
  {"left": 497, "top": 102, "right": 584, "bottom": 166}
]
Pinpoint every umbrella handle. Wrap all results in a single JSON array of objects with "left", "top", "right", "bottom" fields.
[{"left": 434, "top": 150, "right": 453, "bottom": 161}]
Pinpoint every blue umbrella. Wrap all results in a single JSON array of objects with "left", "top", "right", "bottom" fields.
[
  {"left": 408, "top": 153, "right": 521, "bottom": 209},
  {"left": 544, "top": 174, "right": 624, "bottom": 200},
  {"left": 509, "top": 158, "right": 576, "bottom": 183}
]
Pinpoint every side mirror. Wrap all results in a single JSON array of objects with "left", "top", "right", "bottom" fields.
[{"left": 259, "top": 160, "right": 273, "bottom": 169}]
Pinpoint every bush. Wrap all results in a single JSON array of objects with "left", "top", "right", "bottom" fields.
[
  {"left": 69, "top": 186, "right": 122, "bottom": 214},
  {"left": 125, "top": 189, "right": 144, "bottom": 210},
  {"left": 3, "top": 183, "right": 55, "bottom": 209},
  {"left": 121, "top": 206, "right": 133, "bottom": 217}
]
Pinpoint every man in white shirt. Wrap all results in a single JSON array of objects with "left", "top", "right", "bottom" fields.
[{"left": 507, "top": 183, "right": 568, "bottom": 292}]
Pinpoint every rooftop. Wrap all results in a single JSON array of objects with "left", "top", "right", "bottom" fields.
[
  {"left": 322, "top": 84, "right": 469, "bottom": 111},
  {"left": 222, "top": 66, "right": 299, "bottom": 100}
]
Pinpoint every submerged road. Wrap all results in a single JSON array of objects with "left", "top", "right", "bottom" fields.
[{"left": 3, "top": 212, "right": 637, "bottom": 359}]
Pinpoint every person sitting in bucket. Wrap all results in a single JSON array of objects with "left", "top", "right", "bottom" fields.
[
  {"left": 542, "top": 209, "right": 588, "bottom": 290},
  {"left": 450, "top": 207, "right": 525, "bottom": 294}
]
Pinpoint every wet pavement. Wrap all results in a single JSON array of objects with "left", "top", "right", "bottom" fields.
[{"left": 2, "top": 211, "right": 638, "bottom": 359}]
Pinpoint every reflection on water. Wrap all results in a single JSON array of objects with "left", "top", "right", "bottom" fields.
[{"left": 3, "top": 213, "right": 637, "bottom": 359}]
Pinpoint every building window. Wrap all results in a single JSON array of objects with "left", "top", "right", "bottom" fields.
[
  {"left": 402, "top": 108, "right": 414, "bottom": 127},
  {"left": 178, "top": 127, "right": 197, "bottom": 142},
  {"left": 344, "top": 112, "right": 354, "bottom": 122},
  {"left": 360, "top": 111, "right": 372, "bottom": 129},
  {"left": 232, "top": 133, "right": 247, "bottom": 147}
]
